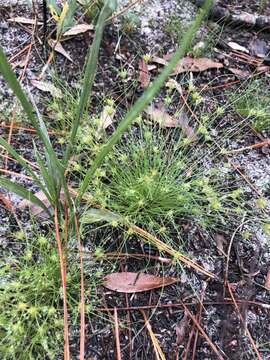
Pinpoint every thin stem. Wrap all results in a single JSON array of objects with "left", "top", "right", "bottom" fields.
[{"left": 54, "top": 207, "right": 70, "bottom": 360}]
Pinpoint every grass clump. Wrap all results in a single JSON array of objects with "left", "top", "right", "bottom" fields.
[
  {"left": 0, "top": 233, "right": 99, "bottom": 360},
  {"left": 234, "top": 79, "right": 270, "bottom": 131},
  {"left": 87, "top": 125, "right": 245, "bottom": 235}
]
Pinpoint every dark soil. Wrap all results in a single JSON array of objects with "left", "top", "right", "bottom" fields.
[{"left": 1, "top": 1, "right": 270, "bottom": 359}]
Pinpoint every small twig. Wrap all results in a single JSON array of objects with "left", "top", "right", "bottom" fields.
[
  {"left": 114, "top": 307, "right": 122, "bottom": 360},
  {"left": 191, "top": 282, "right": 208, "bottom": 360},
  {"left": 74, "top": 209, "right": 85, "bottom": 360},
  {"left": 140, "top": 309, "right": 166, "bottom": 360},
  {"left": 224, "top": 217, "right": 250, "bottom": 285},
  {"left": 96, "top": 299, "right": 270, "bottom": 312},
  {"left": 0, "top": 122, "right": 64, "bottom": 135},
  {"left": 182, "top": 302, "right": 225, "bottom": 360},
  {"left": 226, "top": 282, "right": 262, "bottom": 360},
  {"left": 227, "top": 140, "right": 270, "bottom": 154},
  {"left": 0, "top": 168, "right": 33, "bottom": 181},
  {"left": 54, "top": 208, "right": 70, "bottom": 360}
]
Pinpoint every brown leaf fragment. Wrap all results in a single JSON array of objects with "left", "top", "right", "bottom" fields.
[
  {"left": 103, "top": 272, "right": 178, "bottom": 293},
  {"left": 48, "top": 39, "right": 73, "bottom": 62},
  {"left": 139, "top": 59, "right": 150, "bottom": 88},
  {"left": 172, "top": 57, "right": 223, "bottom": 75},
  {"left": 0, "top": 193, "right": 13, "bottom": 211},
  {"left": 18, "top": 189, "right": 76, "bottom": 219},
  {"left": 227, "top": 41, "right": 249, "bottom": 54},
  {"left": 97, "top": 105, "right": 115, "bottom": 132},
  {"left": 8, "top": 16, "right": 42, "bottom": 25},
  {"left": 176, "top": 312, "right": 189, "bottom": 345},
  {"left": 144, "top": 105, "right": 197, "bottom": 141},
  {"left": 18, "top": 190, "right": 52, "bottom": 219},
  {"left": 63, "top": 24, "right": 94, "bottom": 36},
  {"left": 144, "top": 105, "right": 178, "bottom": 127},
  {"left": 31, "top": 80, "right": 63, "bottom": 98},
  {"left": 249, "top": 38, "right": 268, "bottom": 58},
  {"left": 215, "top": 234, "right": 225, "bottom": 256},
  {"left": 151, "top": 55, "right": 168, "bottom": 66},
  {"left": 265, "top": 270, "right": 270, "bottom": 290},
  {"left": 228, "top": 68, "right": 250, "bottom": 78}
]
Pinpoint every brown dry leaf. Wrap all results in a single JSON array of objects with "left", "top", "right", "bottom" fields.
[
  {"left": 31, "top": 80, "right": 62, "bottom": 98},
  {"left": 152, "top": 55, "right": 223, "bottom": 74},
  {"left": 176, "top": 312, "right": 189, "bottom": 345},
  {"left": 228, "top": 41, "right": 249, "bottom": 54},
  {"left": 48, "top": 39, "right": 73, "bottom": 62},
  {"left": 228, "top": 68, "right": 250, "bottom": 78},
  {"left": 215, "top": 234, "right": 225, "bottom": 256},
  {"left": 8, "top": 16, "right": 42, "bottom": 25},
  {"left": 144, "top": 105, "right": 177, "bottom": 127},
  {"left": 172, "top": 57, "right": 223, "bottom": 75},
  {"left": 63, "top": 24, "right": 94, "bottom": 36},
  {"left": 139, "top": 59, "right": 150, "bottom": 88},
  {"left": 0, "top": 193, "right": 13, "bottom": 211},
  {"left": 265, "top": 270, "right": 270, "bottom": 290},
  {"left": 151, "top": 55, "right": 168, "bottom": 66},
  {"left": 18, "top": 190, "right": 52, "bottom": 219},
  {"left": 18, "top": 188, "right": 76, "bottom": 219},
  {"left": 97, "top": 105, "right": 115, "bottom": 132},
  {"left": 103, "top": 272, "right": 178, "bottom": 293},
  {"left": 144, "top": 105, "right": 197, "bottom": 141}
]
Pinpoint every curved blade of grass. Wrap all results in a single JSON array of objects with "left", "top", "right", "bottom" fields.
[
  {"left": 0, "top": 177, "right": 50, "bottom": 215},
  {"left": 0, "top": 47, "right": 52, "bottom": 153},
  {"left": 0, "top": 47, "right": 72, "bottom": 209},
  {"left": 64, "top": 0, "right": 117, "bottom": 164},
  {"left": 0, "top": 136, "right": 51, "bottom": 201},
  {"left": 76, "top": 0, "right": 213, "bottom": 204},
  {"left": 82, "top": 207, "right": 215, "bottom": 278}
]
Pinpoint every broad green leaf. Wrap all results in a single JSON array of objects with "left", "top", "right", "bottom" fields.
[{"left": 0, "top": 177, "right": 50, "bottom": 215}]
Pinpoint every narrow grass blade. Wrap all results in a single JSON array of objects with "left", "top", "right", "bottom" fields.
[
  {"left": 0, "top": 177, "right": 50, "bottom": 214},
  {"left": 76, "top": 0, "right": 213, "bottom": 204},
  {"left": 0, "top": 47, "right": 72, "bottom": 208},
  {"left": 0, "top": 46, "right": 52, "bottom": 154},
  {"left": 64, "top": 0, "right": 117, "bottom": 163}
]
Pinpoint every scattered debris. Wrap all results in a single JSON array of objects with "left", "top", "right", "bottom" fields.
[
  {"left": 31, "top": 80, "right": 63, "bottom": 98},
  {"left": 48, "top": 39, "right": 73, "bottom": 62},
  {"left": 97, "top": 105, "right": 115, "bottom": 132},
  {"left": 139, "top": 58, "right": 150, "bottom": 88},
  {"left": 8, "top": 16, "right": 42, "bottom": 25},
  {"left": 144, "top": 103, "right": 197, "bottom": 140},
  {"left": 152, "top": 55, "right": 223, "bottom": 74},
  {"left": 63, "top": 23, "right": 94, "bottom": 36},
  {"left": 227, "top": 41, "right": 249, "bottom": 54}
]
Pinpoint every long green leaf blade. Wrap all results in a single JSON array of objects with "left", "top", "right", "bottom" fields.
[
  {"left": 0, "top": 47, "right": 70, "bottom": 206},
  {"left": 0, "top": 136, "right": 51, "bottom": 200},
  {"left": 76, "top": 0, "right": 213, "bottom": 204},
  {"left": 0, "top": 177, "right": 50, "bottom": 215},
  {"left": 64, "top": 0, "right": 117, "bottom": 163}
]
